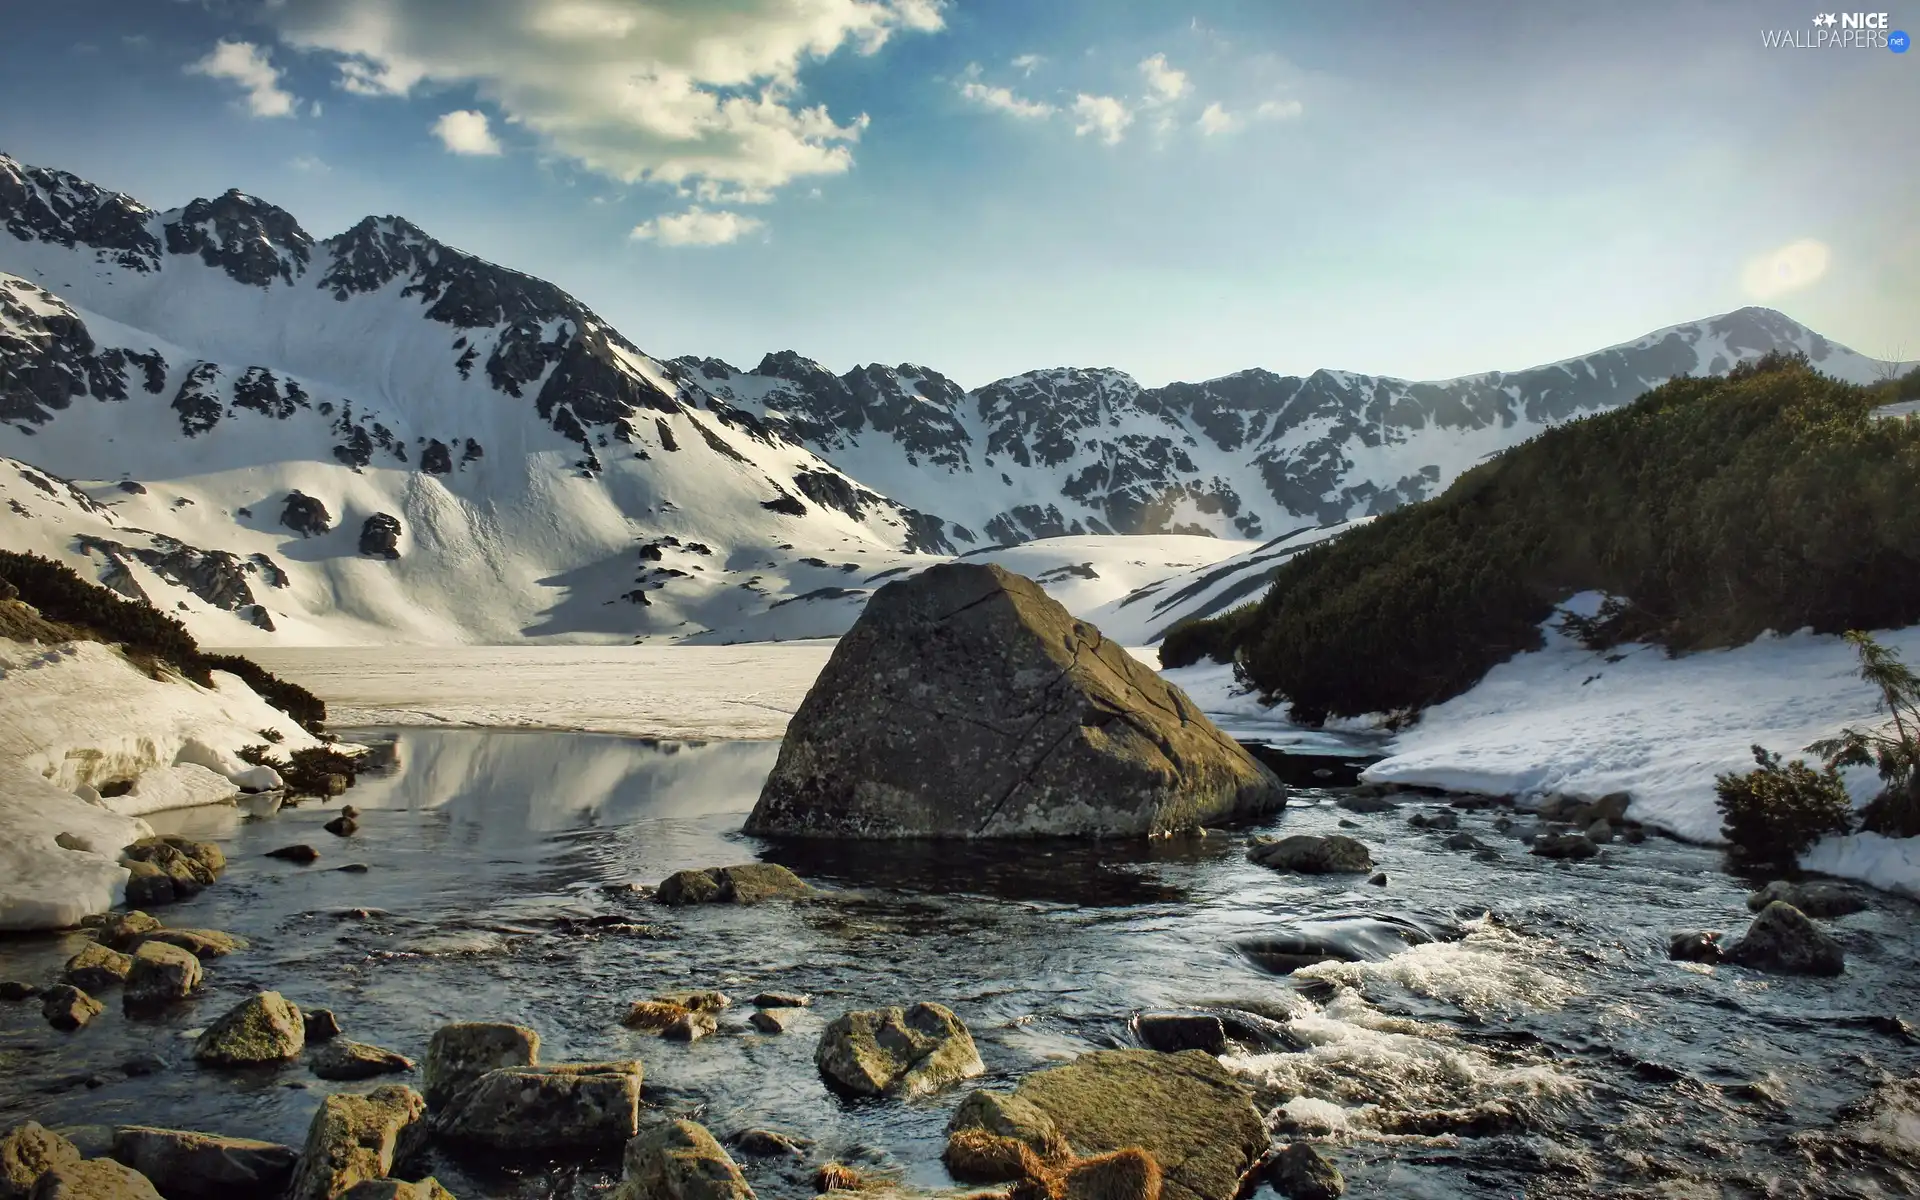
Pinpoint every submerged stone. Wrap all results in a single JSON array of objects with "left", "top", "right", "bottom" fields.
[
  {"left": 1725, "top": 902, "right": 1845, "bottom": 977},
  {"left": 745, "top": 563, "right": 1284, "bottom": 838}
]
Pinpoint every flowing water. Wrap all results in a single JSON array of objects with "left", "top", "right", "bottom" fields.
[{"left": 2, "top": 728, "right": 1918, "bottom": 1198}]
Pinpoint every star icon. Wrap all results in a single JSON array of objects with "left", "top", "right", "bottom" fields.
[{"left": 1815, "top": 12, "right": 1838, "bottom": 26}]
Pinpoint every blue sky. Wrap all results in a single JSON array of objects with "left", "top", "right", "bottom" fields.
[{"left": 1, "top": 0, "right": 1914, "bottom": 387}]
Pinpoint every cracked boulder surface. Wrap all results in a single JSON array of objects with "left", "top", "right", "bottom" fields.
[{"left": 745, "top": 562, "right": 1285, "bottom": 838}]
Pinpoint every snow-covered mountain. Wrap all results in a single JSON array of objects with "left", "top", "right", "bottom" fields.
[{"left": 1, "top": 152, "right": 1904, "bottom": 645}]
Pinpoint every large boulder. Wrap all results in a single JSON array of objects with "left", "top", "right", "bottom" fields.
[
  {"left": 282, "top": 492, "right": 331, "bottom": 538},
  {"left": 946, "top": 1090, "right": 1072, "bottom": 1161},
  {"left": 110, "top": 1127, "right": 297, "bottom": 1199},
  {"left": 1246, "top": 835, "right": 1372, "bottom": 874},
  {"left": 433, "top": 1062, "right": 643, "bottom": 1149},
  {"left": 611, "top": 1119, "right": 754, "bottom": 1200},
  {"left": 1006, "top": 1050, "right": 1267, "bottom": 1200},
  {"left": 421, "top": 1023, "right": 540, "bottom": 1110},
  {"left": 1725, "top": 902, "right": 1846, "bottom": 977},
  {"left": 744, "top": 564, "right": 1284, "bottom": 838},
  {"left": 42, "top": 986, "right": 103, "bottom": 1032},
  {"left": 285, "top": 1085, "right": 426, "bottom": 1200},
  {"left": 192, "top": 992, "right": 305, "bottom": 1065},
  {"left": 64, "top": 943, "right": 133, "bottom": 992},
  {"left": 2, "top": 1123, "right": 82, "bottom": 1200},
  {"left": 24, "top": 1160, "right": 160, "bottom": 1199},
  {"left": 816, "top": 1002, "right": 984, "bottom": 1099}
]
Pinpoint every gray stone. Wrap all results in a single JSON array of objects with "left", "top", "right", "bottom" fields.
[
  {"left": 285, "top": 1085, "right": 426, "bottom": 1200},
  {"left": 42, "top": 986, "right": 103, "bottom": 1032},
  {"left": 1441, "top": 832, "right": 1482, "bottom": 852},
  {"left": 656, "top": 864, "right": 808, "bottom": 906},
  {"left": 0, "top": 981, "right": 40, "bottom": 1002},
  {"left": 1246, "top": 834, "right": 1373, "bottom": 874},
  {"left": 122, "top": 943, "right": 202, "bottom": 1010},
  {"left": 746, "top": 1009, "right": 795, "bottom": 1035},
  {"left": 1725, "top": 902, "right": 1846, "bottom": 977},
  {"left": 750, "top": 992, "right": 810, "bottom": 1009},
  {"left": 93, "top": 912, "right": 162, "bottom": 952},
  {"left": 730, "top": 1129, "right": 809, "bottom": 1159},
  {"left": 1132, "top": 1013, "right": 1227, "bottom": 1055},
  {"left": 25, "top": 1160, "right": 160, "bottom": 1200},
  {"left": 1593, "top": 792, "right": 1633, "bottom": 824},
  {"left": 654, "top": 991, "right": 731, "bottom": 1013},
  {"left": 1408, "top": 810, "right": 1458, "bottom": 831},
  {"left": 815, "top": 1002, "right": 984, "bottom": 1098},
  {"left": 611, "top": 1119, "right": 753, "bottom": 1200},
  {"left": 1747, "top": 880, "right": 1868, "bottom": 919},
  {"left": 1267, "top": 1144, "right": 1344, "bottom": 1200},
  {"left": 110, "top": 1127, "right": 297, "bottom": 1199},
  {"left": 1010, "top": 1049, "right": 1267, "bottom": 1200},
  {"left": 744, "top": 564, "right": 1285, "bottom": 838},
  {"left": 422, "top": 1022, "right": 539, "bottom": 1110},
  {"left": 1530, "top": 832, "right": 1598, "bottom": 860},
  {"left": 303, "top": 1009, "right": 343, "bottom": 1042},
  {"left": 122, "top": 863, "right": 174, "bottom": 909},
  {"left": 2, "top": 1123, "right": 82, "bottom": 1200},
  {"left": 265, "top": 845, "right": 319, "bottom": 864},
  {"left": 665, "top": 1012, "right": 718, "bottom": 1042},
  {"left": 310, "top": 1040, "right": 416, "bottom": 1081},
  {"left": 64, "top": 944, "right": 133, "bottom": 992},
  {"left": 1333, "top": 795, "right": 1396, "bottom": 814},
  {"left": 192, "top": 993, "right": 305, "bottom": 1065},
  {"left": 1585, "top": 819, "right": 1615, "bottom": 844},
  {"left": 433, "top": 1062, "right": 643, "bottom": 1149}
]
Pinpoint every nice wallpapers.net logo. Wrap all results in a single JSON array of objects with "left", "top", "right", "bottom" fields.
[{"left": 1762, "top": 11, "right": 1910, "bottom": 49}]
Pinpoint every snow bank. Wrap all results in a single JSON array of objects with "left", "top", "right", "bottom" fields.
[
  {"left": 0, "top": 638, "right": 320, "bottom": 796},
  {"left": 0, "top": 761, "right": 152, "bottom": 931}
]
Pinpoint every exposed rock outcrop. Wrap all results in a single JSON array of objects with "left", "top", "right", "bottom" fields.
[
  {"left": 655, "top": 863, "right": 809, "bottom": 906},
  {"left": 192, "top": 992, "right": 305, "bottom": 1065},
  {"left": 109, "top": 1127, "right": 297, "bottom": 1199},
  {"left": 281, "top": 492, "right": 331, "bottom": 538},
  {"left": 611, "top": 1119, "right": 754, "bottom": 1200},
  {"left": 357, "top": 514, "right": 401, "bottom": 560},
  {"left": 1725, "top": 902, "right": 1846, "bottom": 976},
  {"left": 285, "top": 1085, "right": 426, "bottom": 1200},
  {"left": 746, "top": 564, "right": 1284, "bottom": 838},
  {"left": 432, "top": 1062, "right": 644, "bottom": 1148},
  {"left": 421, "top": 1022, "right": 539, "bottom": 1110},
  {"left": 1246, "top": 834, "right": 1373, "bottom": 874}
]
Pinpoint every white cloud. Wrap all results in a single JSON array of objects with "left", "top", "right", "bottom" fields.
[
  {"left": 629, "top": 206, "right": 766, "bottom": 247},
  {"left": 187, "top": 39, "right": 298, "bottom": 118},
  {"left": 1011, "top": 52, "right": 1044, "bottom": 75},
  {"left": 958, "top": 66, "right": 1053, "bottom": 119},
  {"left": 1071, "top": 93, "right": 1132, "bottom": 145},
  {"left": 260, "top": 0, "right": 947, "bottom": 198},
  {"left": 432, "top": 109, "right": 504, "bottom": 156},
  {"left": 1255, "top": 98, "right": 1304, "bottom": 121},
  {"left": 1138, "top": 53, "right": 1189, "bottom": 104},
  {"left": 1742, "top": 239, "right": 1832, "bottom": 300},
  {"left": 1196, "top": 102, "right": 1237, "bottom": 136},
  {"left": 289, "top": 154, "right": 331, "bottom": 173}
]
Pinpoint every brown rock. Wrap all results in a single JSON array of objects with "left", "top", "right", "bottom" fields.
[
  {"left": 2, "top": 1122, "right": 82, "bottom": 1200},
  {"left": 122, "top": 943, "right": 202, "bottom": 1011},
  {"left": 285, "top": 1085, "right": 427, "bottom": 1200},
  {"left": 26, "top": 1159, "right": 160, "bottom": 1199},
  {"left": 192, "top": 992, "right": 305, "bottom": 1065},
  {"left": 656, "top": 865, "right": 809, "bottom": 906},
  {"left": 433, "top": 1062, "right": 643, "bottom": 1149},
  {"left": 421, "top": 1023, "right": 539, "bottom": 1110},
  {"left": 42, "top": 985, "right": 104, "bottom": 1032},
  {"left": 310, "top": 1040, "right": 416, "bottom": 1081},
  {"left": 110, "top": 1127, "right": 297, "bottom": 1198},
  {"left": 815, "top": 1002, "right": 984, "bottom": 1099},
  {"left": 64, "top": 943, "right": 134, "bottom": 992},
  {"left": 744, "top": 563, "right": 1285, "bottom": 838},
  {"left": 612, "top": 1120, "right": 754, "bottom": 1200},
  {"left": 93, "top": 913, "right": 162, "bottom": 952}
]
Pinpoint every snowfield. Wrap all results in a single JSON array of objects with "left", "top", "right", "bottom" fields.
[{"left": 1163, "top": 600, "right": 1920, "bottom": 899}]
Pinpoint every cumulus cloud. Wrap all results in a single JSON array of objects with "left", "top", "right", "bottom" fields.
[
  {"left": 630, "top": 206, "right": 765, "bottom": 246},
  {"left": 188, "top": 39, "right": 298, "bottom": 118},
  {"left": 258, "top": 0, "right": 946, "bottom": 197},
  {"left": 1256, "top": 98, "right": 1304, "bottom": 121},
  {"left": 1071, "top": 93, "right": 1132, "bottom": 145},
  {"left": 432, "top": 109, "right": 504, "bottom": 155},
  {"left": 1195, "top": 102, "right": 1237, "bottom": 136},
  {"left": 958, "top": 65, "right": 1053, "bottom": 119},
  {"left": 1742, "top": 239, "right": 1832, "bottom": 300},
  {"left": 1011, "top": 52, "right": 1044, "bottom": 75},
  {"left": 1138, "top": 53, "right": 1189, "bottom": 104}
]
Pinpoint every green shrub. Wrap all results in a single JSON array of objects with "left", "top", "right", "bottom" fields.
[
  {"left": 1715, "top": 746, "right": 1855, "bottom": 869},
  {"left": 0, "top": 549, "right": 325, "bottom": 730},
  {"left": 1199, "top": 353, "right": 1920, "bottom": 721},
  {"left": 1158, "top": 604, "right": 1257, "bottom": 668},
  {"left": 1808, "top": 631, "right": 1920, "bottom": 837},
  {"left": 238, "top": 743, "right": 360, "bottom": 795}
]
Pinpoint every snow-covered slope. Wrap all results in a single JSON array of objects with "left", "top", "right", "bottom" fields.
[{"left": 2, "top": 152, "right": 1907, "bottom": 645}]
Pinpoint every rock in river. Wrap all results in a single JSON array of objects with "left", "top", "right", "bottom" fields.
[
  {"left": 285, "top": 1085, "right": 426, "bottom": 1200},
  {"left": 422, "top": 1022, "right": 540, "bottom": 1110},
  {"left": 110, "top": 1127, "right": 297, "bottom": 1199},
  {"left": 339, "top": 1181, "right": 456, "bottom": 1200},
  {"left": 1725, "top": 902, "right": 1846, "bottom": 977},
  {"left": 1748, "top": 879, "right": 1867, "bottom": 919},
  {"left": 23, "top": 1159, "right": 161, "bottom": 1198},
  {"left": 612, "top": 1119, "right": 753, "bottom": 1200},
  {"left": 816, "top": 1002, "right": 984, "bottom": 1098},
  {"left": 1247, "top": 834, "right": 1373, "bottom": 874},
  {"left": 745, "top": 563, "right": 1284, "bottom": 838},
  {"left": 433, "top": 1062, "right": 643, "bottom": 1149},
  {"left": 997, "top": 1050, "right": 1267, "bottom": 1200},
  {"left": 3, "top": 1122, "right": 83, "bottom": 1199},
  {"left": 1267, "top": 1144, "right": 1344, "bottom": 1200},
  {"left": 41, "top": 986, "right": 103, "bottom": 1032},
  {"left": 656, "top": 864, "right": 809, "bottom": 906},
  {"left": 64, "top": 943, "right": 133, "bottom": 992},
  {"left": 193, "top": 992, "right": 305, "bottom": 1065},
  {"left": 122, "top": 942, "right": 202, "bottom": 1011},
  {"left": 310, "top": 1040, "right": 416, "bottom": 1081}
]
